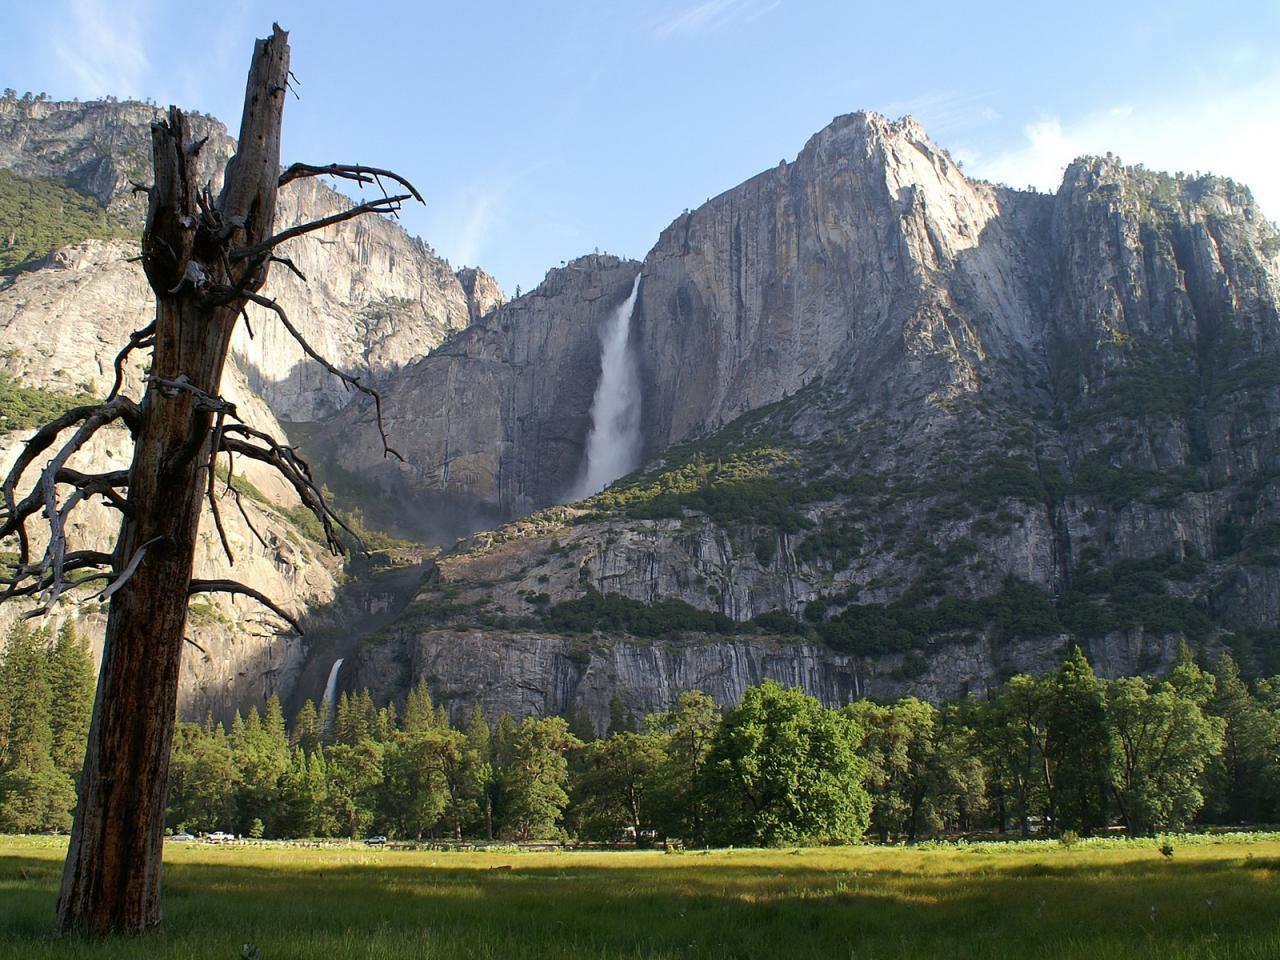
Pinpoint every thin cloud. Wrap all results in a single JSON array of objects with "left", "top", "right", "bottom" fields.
[
  {"left": 655, "top": 0, "right": 781, "bottom": 37},
  {"left": 966, "top": 71, "right": 1280, "bottom": 220},
  {"left": 53, "top": 0, "right": 151, "bottom": 99},
  {"left": 877, "top": 89, "right": 1003, "bottom": 138},
  {"left": 444, "top": 189, "right": 508, "bottom": 270}
]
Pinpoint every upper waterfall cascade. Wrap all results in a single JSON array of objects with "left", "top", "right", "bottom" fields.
[{"left": 571, "top": 273, "right": 644, "bottom": 499}]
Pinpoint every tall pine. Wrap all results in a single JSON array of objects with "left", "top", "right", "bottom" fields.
[
  {"left": 48, "top": 620, "right": 96, "bottom": 782},
  {"left": 0, "top": 623, "right": 76, "bottom": 831}
]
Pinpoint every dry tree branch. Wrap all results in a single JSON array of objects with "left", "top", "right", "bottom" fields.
[
  {"left": 188, "top": 578, "right": 303, "bottom": 633},
  {"left": 0, "top": 398, "right": 139, "bottom": 591},
  {"left": 105, "top": 322, "right": 156, "bottom": 402},
  {"left": 207, "top": 414, "right": 235, "bottom": 565},
  {"left": 277, "top": 162, "right": 425, "bottom": 204},
  {"left": 226, "top": 482, "right": 269, "bottom": 550},
  {"left": 219, "top": 431, "right": 362, "bottom": 556},
  {"left": 0, "top": 468, "right": 131, "bottom": 549},
  {"left": 234, "top": 291, "right": 404, "bottom": 461},
  {"left": 229, "top": 194, "right": 413, "bottom": 263},
  {"left": 1, "top": 550, "right": 114, "bottom": 603},
  {"left": 268, "top": 254, "right": 307, "bottom": 282},
  {"left": 90, "top": 536, "right": 165, "bottom": 603},
  {"left": 1, "top": 398, "right": 141, "bottom": 560}
]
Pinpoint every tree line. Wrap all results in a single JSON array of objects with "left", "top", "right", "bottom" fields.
[{"left": 5, "top": 626, "right": 1280, "bottom": 844}]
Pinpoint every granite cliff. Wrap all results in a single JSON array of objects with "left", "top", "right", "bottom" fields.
[
  {"left": 4, "top": 97, "right": 1280, "bottom": 732},
  {"left": 330, "top": 113, "right": 1280, "bottom": 731},
  {"left": 0, "top": 97, "right": 501, "bottom": 716},
  {"left": 0, "top": 97, "right": 503, "bottom": 420}
]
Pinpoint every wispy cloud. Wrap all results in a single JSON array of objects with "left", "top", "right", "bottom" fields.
[
  {"left": 876, "top": 89, "right": 1003, "bottom": 138},
  {"left": 654, "top": 0, "right": 780, "bottom": 37},
  {"left": 53, "top": 0, "right": 151, "bottom": 99},
  {"left": 965, "top": 70, "right": 1280, "bottom": 219},
  {"left": 441, "top": 189, "right": 508, "bottom": 270}
]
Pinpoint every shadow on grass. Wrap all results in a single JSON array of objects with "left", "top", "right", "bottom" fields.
[{"left": 1, "top": 847, "right": 1279, "bottom": 960}]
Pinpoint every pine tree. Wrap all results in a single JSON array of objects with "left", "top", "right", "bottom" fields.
[
  {"left": 1206, "top": 653, "right": 1279, "bottom": 823},
  {"left": 292, "top": 699, "right": 321, "bottom": 754},
  {"left": 0, "top": 623, "right": 76, "bottom": 832},
  {"left": 47, "top": 621, "right": 96, "bottom": 782},
  {"left": 231, "top": 703, "right": 289, "bottom": 835},
  {"left": 1048, "top": 647, "right": 1110, "bottom": 834},
  {"left": 167, "top": 720, "right": 236, "bottom": 833},
  {"left": 464, "top": 707, "right": 496, "bottom": 839},
  {"left": 401, "top": 679, "right": 437, "bottom": 736}
]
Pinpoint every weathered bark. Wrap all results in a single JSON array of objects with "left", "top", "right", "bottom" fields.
[{"left": 56, "top": 27, "right": 291, "bottom": 936}]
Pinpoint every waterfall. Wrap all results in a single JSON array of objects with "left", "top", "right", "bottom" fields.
[
  {"left": 321, "top": 657, "right": 344, "bottom": 730},
  {"left": 571, "top": 273, "right": 643, "bottom": 499}
]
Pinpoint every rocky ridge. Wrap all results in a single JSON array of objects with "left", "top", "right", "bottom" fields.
[
  {"left": 333, "top": 114, "right": 1280, "bottom": 730},
  {"left": 4, "top": 97, "right": 1280, "bottom": 731},
  {"left": 0, "top": 97, "right": 503, "bottom": 420},
  {"left": 0, "top": 97, "right": 502, "bottom": 716}
]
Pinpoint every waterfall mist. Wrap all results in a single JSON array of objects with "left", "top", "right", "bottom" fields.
[{"left": 571, "top": 274, "right": 644, "bottom": 500}]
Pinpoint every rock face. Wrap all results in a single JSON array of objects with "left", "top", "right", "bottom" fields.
[
  {"left": 0, "top": 98, "right": 234, "bottom": 224},
  {"left": 0, "top": 97, "right": 503, "bottom": 716},
  {"left": 332, "top": 112, "right": 1280, "bottom": 728},
  {"left": 325, "top": 255, "right": 642, "bottom": 526},
  {"left": 353, "top": 626, "right": 1154, "bottom": 734},
  {"left": 455, "top": 267, "right": 506, "bottom": 323},
  {"left": 0, "top": 97, "right": 503, "bottom": 421},
  {"left": 5, "top": 97, "right": 1280, "bottom": 728}
]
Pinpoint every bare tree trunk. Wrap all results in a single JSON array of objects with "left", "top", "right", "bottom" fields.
[{"left": 57, "top": 28, "right": 290, "bottom": 937}]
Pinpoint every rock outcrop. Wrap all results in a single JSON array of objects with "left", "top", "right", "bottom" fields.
[
  {"left": 325, "top": 255, "right": 641, "bottom": 525},
  {"left": 0, "top": 97, "right": 503, "bottom": 421},
  {"left": 330, "top": 112, "right": 1280, "bottom": 727},
  {"left": 0, "top": 97, "right": 504, "bottom": 716},
  {"left": 5, "top": 97, "right": 1280, "bottom": 728}
]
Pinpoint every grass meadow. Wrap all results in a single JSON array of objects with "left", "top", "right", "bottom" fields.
[{"left": 2, "top": 835, "right": 1279, "bottom": 959}]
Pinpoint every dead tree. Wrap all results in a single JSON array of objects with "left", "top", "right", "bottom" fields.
[{"left": 0, "top": 25, "right": 416, "bottom": 936}]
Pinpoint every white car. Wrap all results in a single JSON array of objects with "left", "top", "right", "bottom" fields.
[{"left": 206, "top": 831, "right": 234, "bottom": 843}]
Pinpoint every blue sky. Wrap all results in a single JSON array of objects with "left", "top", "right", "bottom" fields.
[{"left": 3, "top": 0, "right": 1278, "bottom": 294}]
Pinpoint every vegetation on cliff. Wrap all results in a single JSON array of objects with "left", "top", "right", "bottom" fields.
[{"left": 0, "top": 170, "right": 131, "bottom": 273}]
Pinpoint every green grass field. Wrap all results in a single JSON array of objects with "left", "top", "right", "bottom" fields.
[{"left": 2, "top": 835, "right": 1279, "bottom": 959}]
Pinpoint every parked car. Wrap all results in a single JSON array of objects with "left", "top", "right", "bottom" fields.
[
  {"left": 364, "top": 835, "right": 387, "bottom": 846},
  {"left": 206, "top": 831, "right": 234, "bottom": 843},
  {"left": 169, "top": 832, "right": 195, "bottom": 842}
]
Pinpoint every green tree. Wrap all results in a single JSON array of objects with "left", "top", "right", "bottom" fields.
[
  {"left": 291, "top": 699, "right": 322, "bottom": 755},
  {"left": 325, "top": 739, "right": 384, "bottom": 839},
  {"left": 277, "top": 748, "right": 324, "bottom": 838},
  {"left": 647, "top": 690, "right": 720, "bottom": 843},
  {"left": 607, "top": 694, "right": 637, "bottom": 736},
  {"left": 229, "top": 701, "right": 289, "bottom": 835},
  {"left": 848, "top": 697, "right": 936, "bottom": 842},
  {"left": 334, "top": 690, "right": 380, "bottom": 746},
  {"left": 0, "top": 623, "right": 76, "bottom": 832},
  {"left": 929, "top": 707, "right": 988, "bottom": 835},
  {"left": 461, "top": 707, "right": 496, "bottom": 839},
  {"left": 571, "top": 732, "right": 667, "bottom": 841},
  {"left": 498, "top": 716, "right": 578, "bottom": 840},
  {"left": 46, "top": 620, "right": 96, "bottom": 782},
  {"left": 381, "top": 727, "right": 459, "bottom": 839},
  {"left": 1205, "top": 653, "right": 1279, "bottom": 823},
  {"left": 702, "top": 681, "right": 870, "bottom": 846},
  {"left": 1105, "top": 655, "right": 1225, "bottom": 834},
  {"left": 974, "top": 675, "right": 1050, "bottom": 835},
  {"left": 166, "top": 719, "right": 236, "bottom": 833},
  {"left": 1047, "top": 647, "right": 1110, "bottom": 834}
]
